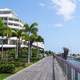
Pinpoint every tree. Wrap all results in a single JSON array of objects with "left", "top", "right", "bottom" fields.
[
  {"left": 3, "top": 26, "right": 13, "bottom": 60},
  {"left": 35, "top": 35, "right": 44, "bottom": 58},
  {"left": 4, "top": 27, "right": 12, "bottom": 44},
  {"left": 0, "top": 19, "right": 5, "bottom": 59},
  {"left": 12, "top": 29, "right": 24, "bottom": 59},
  {"left": 29, "top": 34, "right": 38, "bottom": 58},
  {"left": 24, "top": 22, "right": 38, "bottom": 63}
]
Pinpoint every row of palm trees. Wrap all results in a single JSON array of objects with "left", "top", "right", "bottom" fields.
[{"left": 0, "top": 19, "right": 44, "bottom": 63}]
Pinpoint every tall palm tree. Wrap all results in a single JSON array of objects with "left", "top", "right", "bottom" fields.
[
  {"left": 24, "top": 22, "right": 38, "bottom": 63},
  {"left": 22, "top": 32, "right": 29, "bottom": 52},
  {"left": 0, "top": 19, "right": 5, "bottom": 59},
  {"left": 12, "top": 29, "right": 23, "bottom": 59},
  {"left": 35, "top": 35, "right": 44, "bottom": 58},
  {"left": 29, "top": 34, "right": 38, "bottom": 58},
  {"left": 3, "top": 27, "right": 13, "bottom": 60}
]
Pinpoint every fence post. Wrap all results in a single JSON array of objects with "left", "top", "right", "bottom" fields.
[
  {"left": 75, "top": 71, "right": 78, "bottom": 80},
  {"left": 67, "top": 65, "right": 72, "bottom": 80}
]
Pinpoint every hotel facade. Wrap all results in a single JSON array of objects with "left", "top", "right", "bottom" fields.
[{"left": 0, "top": 8, "right": 44, "bottom": 49}]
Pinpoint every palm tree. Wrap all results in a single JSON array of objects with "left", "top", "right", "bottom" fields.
[
  {"left": 22, "top": 33, "right": 29, "bottom": 50},
  {"left": 4, "top": 27, "right": 12, "bottom": 44},
  {"left": 0, "top": 19, "right": 5, "bottom": 59},
  {"left": 12, "top": 29, "right": 23, "bottom": 59},
  {"left": 24, "top": 22, "right": 38, "bottom": 63},
  {"left": 35, "top": 35, "right": 44, "bottom": 58},
  {"left": 29, "top": 34, "right": 38, "bottom": 57},
  {"left": 3, "top": 27, "right": 13, "bottom": 60}
]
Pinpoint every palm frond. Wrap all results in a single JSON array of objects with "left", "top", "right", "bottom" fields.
[
  {"left": 24, "top": 23, "right": 30, "bottom": 32},
  {"left": 36, "top": 35, "right": 44, "bottom": 43},
  {"left": 22, "top": 33, "right": 29, "bottom": 41},
  {"left": 30, "top": 22, "right": 38, "bottom": 28}
]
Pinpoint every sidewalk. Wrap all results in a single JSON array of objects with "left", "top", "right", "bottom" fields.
[
  {"left": 54, "top": 58, "right": 66, "bottom": 80},
  {"left": 4, "top": 56, "right": 53, "bottom": 80}
]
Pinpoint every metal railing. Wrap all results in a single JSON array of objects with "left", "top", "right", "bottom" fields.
[{"left": 54, "top": 55, "right": 80, "bottom": 80}]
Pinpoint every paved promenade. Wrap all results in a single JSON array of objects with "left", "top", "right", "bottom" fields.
[
  {"left": 54, "top": 59, "right": 66, "bottom": 80},
  {"left": 5, "top": 56, "right": 53, "bottom": 80}
]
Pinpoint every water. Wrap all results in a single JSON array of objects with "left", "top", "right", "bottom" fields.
[{"left": 69, "top": 59, "right": 80, "bottom": 65}]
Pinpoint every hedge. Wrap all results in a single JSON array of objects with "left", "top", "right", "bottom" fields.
[{"left": 0, "top": 64, "right": 15, "bottom": 73}]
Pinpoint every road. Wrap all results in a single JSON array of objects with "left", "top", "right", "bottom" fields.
[{"left": 5, "top": 56, "right": 53, "bottom": 80}]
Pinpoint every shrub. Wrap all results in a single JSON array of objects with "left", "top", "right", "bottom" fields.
[
  {"left": 31, "top": 57, "right": 39, "bottom": 62},
  {"left": 14, "top": 61, "right": 26, "bottom": 67},
  {"left": 0, "top": 64, "right": 15, "bottom": 73}
]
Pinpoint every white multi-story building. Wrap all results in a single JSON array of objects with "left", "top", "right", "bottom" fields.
[
  {"left": 0, "top": 8, "right": 24, "bottom": 29},
  {"left": 0, "top": 8, "right": 25, "bottom": 48},
  {"left": 0, "top": 8, "right": 44, "bottom": 49}
]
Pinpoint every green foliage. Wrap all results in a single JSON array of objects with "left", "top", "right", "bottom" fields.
[
  {"left": 13, "top": 61, "right": 26, "bottom": 67},
  {"left": 31, "top": 48, "right": 41, "bottom": 62},
  {"left": 19, "top": 48, "right": 28, "bottom": 58},
  {"left": 0, "top": 19, "right": 5, "bottom": 36},
  {"left": 36, "top": 35, "right": 44, "bottom": 42},
  {"left": 24, "top": 22, "right": 38, "bottom": 35},
  {"left": 31, "top": 57, "right": 39, "bottom": 62},
  {"left": 0, "top": 73, "right": 11, "bottom": 80},
  {"left": 0, "top": 64, "right": 15, "bottom": 73},
  {"left": 4, "top": 27, "right": 12, "bottom": 38},
  {"left": 45, "top": 50, "right": 54, "bottom": 56}
]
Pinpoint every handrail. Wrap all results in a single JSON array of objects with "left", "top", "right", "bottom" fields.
[
  {"left": 55, "top": 55, "right": 80, "bottom": 73},
  {"left": 54, "top": 55, "right": 80, "bottom": 80}
]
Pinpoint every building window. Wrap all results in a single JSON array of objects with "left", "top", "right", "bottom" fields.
[
  {"left": 3, "top": 17, "right": 7, "bottom": 20},
  {"left": 14, "top": 24, "right": 19, "bottom": 26},
  {"left": 9, "top": 18, "right": 13, "bottom": 21},
  {"left": 8, "top": 23, "right": 13, "bottom": 25},
  {"left": 4, "top": 22, "right": 7, "bottom": 25},
  {"left": 0, "top": 11, "right": 11, "bottom": 14},
  {"left": 14, "top": 18, "right": 19, "bottom": 21},
  {"left": 3, "top": 39, "right": 8, "bottom": 44},
  {"left": 0, "top": 39, "right": 8, "bottom": 44},
  {"left": 9, "top": 18, "right": 19, "bottom": 22},
  {"left": 8, "top": 23, "right": 19, "bottom": 27}
]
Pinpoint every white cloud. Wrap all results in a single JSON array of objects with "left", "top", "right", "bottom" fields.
[
  {"left": 55, "top": 23, "right": 63, "bottom": 27},
  {"left": 52, "top": 0, "right": 76, "bottom": 21},
  {"left": 39, "top": 3, "right": 46, "bottom": 7}
]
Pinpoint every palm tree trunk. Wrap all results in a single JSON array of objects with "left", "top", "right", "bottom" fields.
[
  {"left": 28, "top": 41, "right": 30, "bottom": 63},
  {"left": 37, "top": 42, "right": 39, "bottom": 58},
  {"left": 15, "top": 39, "right": 18, "bottom": 59},
  {"left": 1, "top": 38, "right": 4, "bottom": 60},
  {"left": 18, "top": 38, "right": 21, "bottom": 57},
  {"left": 30, "top": 46, "right": 32, "bottom": 58}
]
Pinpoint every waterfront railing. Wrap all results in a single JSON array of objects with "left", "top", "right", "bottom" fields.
[{"left": 54, "top": 55, "right": 80, "bottom": 80}]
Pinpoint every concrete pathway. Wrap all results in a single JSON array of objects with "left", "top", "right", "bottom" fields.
[{"left": 5, "top": 56, "right": 53, "bottom": 80}]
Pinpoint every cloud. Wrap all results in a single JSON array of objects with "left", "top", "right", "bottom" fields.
[
  {"left": 39, "top": 3, "right": 46, "bottom": 7},
  {"left": 55, "top": 23, "right": 63, "bottom": 27},
  {"left": 51, "top": 0, "right": 76, "bottom": 21}
]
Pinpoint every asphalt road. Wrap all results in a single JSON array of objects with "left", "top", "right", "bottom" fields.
[{"left": 5, "top": 56, "right": 53, "bottom": 80}]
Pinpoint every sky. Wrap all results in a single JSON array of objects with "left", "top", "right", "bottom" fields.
[{"left": 0, "top": 0, "right": 80, "bottom": 53}]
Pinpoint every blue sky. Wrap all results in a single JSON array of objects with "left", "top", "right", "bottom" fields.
[{"left": 0, "top": 0, "right": 80, "bottom": 53}]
